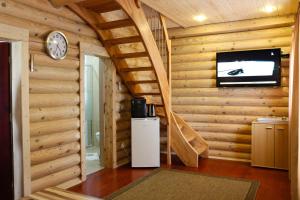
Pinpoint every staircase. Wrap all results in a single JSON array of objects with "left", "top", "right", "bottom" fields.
[{"left": 52, "top": 0, "right": 208, "bottom": 167}]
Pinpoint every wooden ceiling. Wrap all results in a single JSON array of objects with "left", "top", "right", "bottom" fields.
[{"left": 141, "top": 0, "right": 298, "bottom": 28}]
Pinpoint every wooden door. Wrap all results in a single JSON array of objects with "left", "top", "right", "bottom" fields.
[
  {"left": 252, "top": 123, "right": 274, "bottom": 168},
  {"left": 274, "top": 124, "right": 289, "bottom": 169},
  {"left": 0, "top": 42, "right": 13, "bottom": 199}
]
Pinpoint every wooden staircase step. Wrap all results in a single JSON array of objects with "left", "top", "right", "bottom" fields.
[
  {"left": 113, "top": 51, "right": 148, "bottom": 59},
  {"left": 104, "top": 36, "right": 142, "bottom": 46},
  {"left": 190, "top": 140, "right": 207, "bottom": 155},
  {"left": 119, "top": 67, "right": 153, "bottom": 72},
  {"left": 126, "top": 80, "right": 157, "bottom": 85},
  {"left": 184, "top": 133, "right": 196, "bottom": 142},
  {"left": 97, "top": 19, "right": 133, "bottom": 30}
]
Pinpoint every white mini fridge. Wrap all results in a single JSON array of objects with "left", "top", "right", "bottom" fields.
[{"left": 131, "top": 118, "right": 160, "bottom": 167}]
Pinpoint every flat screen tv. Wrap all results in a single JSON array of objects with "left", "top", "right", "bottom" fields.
[{"left": 216, "top": 48, "right": 281, "bottom": 87}]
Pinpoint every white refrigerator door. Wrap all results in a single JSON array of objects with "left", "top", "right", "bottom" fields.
[{"left": 131, "top": 118, "right": 160, "bottom": 167}]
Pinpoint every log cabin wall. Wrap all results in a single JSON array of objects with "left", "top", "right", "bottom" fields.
[
  {"left": 0, "top": 0, "right": 133, "bottom": 194},
  {"left": 116, "top": 75, "right": 132, "bottom": 167},
  {"left": 169, "top": 15, "right": 294, "bottom": 162}
]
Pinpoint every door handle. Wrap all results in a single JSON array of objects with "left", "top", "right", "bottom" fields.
[{"left": 265, "top": 127, "right": 273, "bottom": 129}]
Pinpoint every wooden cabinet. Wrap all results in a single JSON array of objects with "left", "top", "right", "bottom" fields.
[{"left": 252, "top": 121, "right": 288, "bottom": 169}]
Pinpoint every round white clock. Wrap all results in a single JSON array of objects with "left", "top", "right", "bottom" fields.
[{"left": 46, "top": 31, "right": 68, "bottom": 60}]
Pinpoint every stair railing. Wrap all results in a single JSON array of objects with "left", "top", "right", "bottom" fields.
[
  {"left": 141, "top": 3, "right": 172, "bottom": 164},
  {"left": 142, "top": 4, "right": 171, "bottom": 83}
]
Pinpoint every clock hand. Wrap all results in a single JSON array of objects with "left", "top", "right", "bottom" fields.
[{"left": 56, "top": 43, "right": 62, "bottom": 55}]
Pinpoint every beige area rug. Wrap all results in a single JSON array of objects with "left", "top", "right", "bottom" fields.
[{"left": 105, "top": 169, "right": 259, "bottom": 200}]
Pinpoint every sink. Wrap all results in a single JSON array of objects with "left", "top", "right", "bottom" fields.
[{"left": 256, "top": 117, "right": 288, "bottom": 122}]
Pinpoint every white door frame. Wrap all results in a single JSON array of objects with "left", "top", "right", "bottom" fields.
[
  {"left": 0, "top": 23, "right": 30, "bottom": 198},
  {"left": 79, "top": 42, "right": 109, "bottom": 179}
]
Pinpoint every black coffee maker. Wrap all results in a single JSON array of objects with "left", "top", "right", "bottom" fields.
[
  {"left": 147, "top": 104, "right": 156, "bottom": 117},
  {"left": 131, "top": 97, "right": 147, "bottom": 118}
]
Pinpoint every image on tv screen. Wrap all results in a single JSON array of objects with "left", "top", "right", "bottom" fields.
[{"left": 217, "top": 61, "right": 275, "bottom": 77}]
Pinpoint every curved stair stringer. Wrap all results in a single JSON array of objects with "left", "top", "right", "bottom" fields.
[
  {"left": 170, "top": 112, "right": 199, "bottom": 167},
  {"left": 173, "top": 112, "right": 209, "bottom": 159}
]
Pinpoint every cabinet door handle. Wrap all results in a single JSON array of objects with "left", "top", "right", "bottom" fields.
[
  {"left": 265, "top": 127, "right": 273, "bottom": 129},
  {"left": 276, "top": 128, "right": 285, "bottom": 131}
]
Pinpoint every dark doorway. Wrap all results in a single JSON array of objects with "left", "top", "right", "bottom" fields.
[{"left": 0, "top": 42, "right": 14, "bottom": 200}]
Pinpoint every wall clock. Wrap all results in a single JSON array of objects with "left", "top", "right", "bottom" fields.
[{"left": 46, "top": 31, "right": 68, "bottom": 60}]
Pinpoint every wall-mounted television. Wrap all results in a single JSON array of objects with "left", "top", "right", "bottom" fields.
[{"left": 216, "top": 48, "right": 281, "bottom": 87}]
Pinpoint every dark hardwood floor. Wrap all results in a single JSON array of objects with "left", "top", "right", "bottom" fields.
[{"left": 70, "top": 157, "right": 290, "bottom": 200}]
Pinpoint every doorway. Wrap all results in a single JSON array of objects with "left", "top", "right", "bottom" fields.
[
  {"left": 84, "top": 55, "right": 105, "bottom": 174},
  {"left": 0, "top": 42, "right": 14, "bottom": 199}
]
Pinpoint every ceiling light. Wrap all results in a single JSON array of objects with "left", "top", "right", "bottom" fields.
[
  {"left": 193, "top": 15, "right": 207, "bottom": 22},
  {"left": 262, "top": 5, "right": 276, "bottom": 13}
]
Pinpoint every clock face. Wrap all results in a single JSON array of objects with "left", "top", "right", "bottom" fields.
[{"left": 46, "top": 31, "right": 68, "bottom": 60}]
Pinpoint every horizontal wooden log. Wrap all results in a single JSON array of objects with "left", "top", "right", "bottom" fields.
[
  {"left": 208, "top": 150, "right": 251, "bottom": 161},
  {"left": 1, "top": 0, "right": 96, "bottom": 38},
  {"left": 172, "top": 27, "right": 292, "bottom": 46},
  {"left": 31, "top": 142, "right": 80, "bottom": 165},
  {"left": 172, "top": 61, "right": 216, "bottom": 71},
  {"left": 172, "top": 79, "right": 216, "bottom": 88},
  {"left": 30, "top": 94, "right": 80, "bottom": 108},
  {"left": 172, "top": 70, "right": 216, "bottom": 80},
  {"left": 30, "top": 118, "right": 80, "bottom": 136},
  {"left": 31, "top": 130, "right": 80, "bottom": 151},
  {"left": 116, "top": 82, "right": 129, "bottom": 93},
  {"left": 116, "top": 111, "right": 131, "bottom": 121},
  {"left": 200, "top": 132, "right": 251, "bottom": 144},
  {"left": 31, "top": 165, "right": 81, "bottom": 192},
  {"left": 172, "top": 52, "right": 215, "bottom": 63},
  {"left": 15, "top": 0, "right": 85, "bottom": 23},
  {"left": 172, "top": 77, "right": 289, "bottom": 88},
  {"left": 169, "top": 15, "right": 295, "bottom": 38},
  {"left": 30, "top": 41, "right": 79, "bottom": 58},
  {"left": 0, "top": 12, "right": 99, "bottom": 46},
  {"left": 30, "top": 106, "right": 80, "bottom": 122},
  {"left": 172, "top": 97, "right": 289, "bottom": 107},
  {"left": 31, "top": 154, "right": 80, "bottom": 180},
  {"left": 190, "top": 122, "right": 251, "bottom": 134},
  {"left": 30, "top": 79, "right": 80, "bottom": 94},
  {"left": 30, "top": 66, "right": 79, "bottom": 81},
  {"left": 117, "top": 139, "right": 130, "bottom": 151},
  {"left": 174, "top": 105, "right": 288, "bottom": 116},
  {"left": 30, "top": 50, "right": 79, "bottom": 61},
  {"left": 207, "top": 141, "right": 251, "bottom": 153},
  {"left": 178, "top": 114, "right": 260, "bottom": 124},
  {"left": 172, "top": 47, "right": 290, "bottom": 63},
  {"left": 117, "top": 147, "right": 131, "bottom": 160},
  {"left": 34, "top": 54, "right": 79, "bottom": 69},
  {"left": 117, "top": 130, "right": 130, "bottom": 141},
  {"left": 115, "top": 101, "right": 131, "bottom": 113},
  {"left": 172, "top": 87, "right": 289, "bottom": 97},
  {"left": 117, "top": 157, "right": 130, "bottom": 167},
  {"left": 172, "top": 36, "right": 291, "bottom": 55},
  {"left": 116, "top": 120, "right": 131, "bottom": 132},
  {"left": 116, "top": 93, "right": 132, "bottom": 102}
]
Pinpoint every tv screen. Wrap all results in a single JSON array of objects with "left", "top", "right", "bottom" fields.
[{"left": 216, "top": 48, "right": 281, "bottom": 87}]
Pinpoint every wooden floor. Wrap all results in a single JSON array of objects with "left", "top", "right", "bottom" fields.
[{"left": 69, "top": 157, "right": 290, "bottom": 200}]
